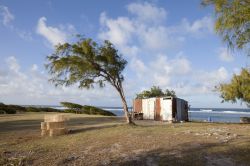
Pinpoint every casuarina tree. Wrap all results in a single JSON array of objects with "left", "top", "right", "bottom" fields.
[
  {"left": 46, "top": 37, "right": 132, "bottom": 123},
  {"left": 203, "top": 0, "right": 250, "bottom": 106}
]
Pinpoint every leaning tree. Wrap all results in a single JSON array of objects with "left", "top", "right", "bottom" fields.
[{"left": 46, "top": 37, "right": 132, "bottom": 123}]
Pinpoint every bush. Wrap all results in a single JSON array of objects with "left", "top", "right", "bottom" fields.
[
  {"left": 0, "top": 104, "right": 17, "bottom": 114},
  {"left": 64, "top": 109, "right": 78, "bottom": 113},
  {"left": 39, "top": 107, "right": 61, "bottom": 112},
  {"left": 60, "top": 102, "right": 83, "bottom": 109},
  {"left": 26, "top": 107, "right": 61, "bottom": 112},
  {"left": 60, "top": 101, "right": 116, "bottom": 116},
  {"left": 82, "top": 105, "right": 116, "bottom": 116},
  {"left": 0, "top": 110, "right": 5, "bottom": 114},
  {"left": 0, "top": 103, "right": 61, "bottom": 114}
]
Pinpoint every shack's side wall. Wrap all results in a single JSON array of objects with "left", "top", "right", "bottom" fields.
[
  {"left": 160, "top": 98, "right": 173, "bottom": 121},
  {"left": 176, "top": 98, "right": 189, "bottom": 121},
  {"left": 183, "top": 100, "right": 189, "bottom": 121}
]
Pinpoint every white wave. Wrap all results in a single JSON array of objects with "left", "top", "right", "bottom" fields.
[
  {"left": 50, "top": 106, "right": 67, "bottom": 110},
  {"left": 189, "top": 110, "right": 250, "bottom": 114},
  {"left": 200, "top": 109, "right": 213, "bottom": 112},
  {"left": 102, "top": 108, "right": 124, "bottom": 111},
  {"left": 222, "top": 111, "right": 250, "bottom": 114}
]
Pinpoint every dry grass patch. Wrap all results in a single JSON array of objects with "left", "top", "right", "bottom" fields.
[{"left": 1, "top": 113, "right": 250, "bottom": 165}]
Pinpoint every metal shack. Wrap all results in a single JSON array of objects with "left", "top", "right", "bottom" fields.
[{"left": 133, "top": 97, "right": 189, "bottom": 122}]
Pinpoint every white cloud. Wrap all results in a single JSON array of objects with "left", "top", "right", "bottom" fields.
[
  {"left": 218, "top": 47, "right": 234, "bottom": 62},
  {"left": 99, "top": 12, "right": 134, "bottom": 46},
  {"left": 31, "top": 64, "right": 38, "bottom": 71},
  {"left": 36, "top": 17, "right": 68, "bottom": 46},
  {"left": 17, "top": 30, "right": 33, "bottom": 41},
  {"left": 199, "top": 66, "right": 228, "bottom": 85},
  {"left": 0, "top": 56, "right": 127, "bottom": 106},
  {"left": 0, "top": 5, "right": 14, "bottom": 26},
  {"left": 181, "top": 16, "right": 214, "bottom": 36},
  {"left": 98, "top": 2, "right": 228, "bottom": 101},
  {"left": 139, "top": 26, "right": 172, "bottom": 51},
  {"left": 0, "top": 5, "right": 33, "bottom": 41},
  {"left": 99, "top": 2, "right": 182, "bottom": 57},
  {"left": 127, "top": 2, "right": 167, "bottom": 24},
  {"left": 6, "top": 56, "right": 20, "bottom": 72}
]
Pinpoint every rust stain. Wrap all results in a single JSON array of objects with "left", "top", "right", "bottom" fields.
[
  {"left": 155, "top": 98, "right": 161, "bottom": 121},
  {"left": 133, "top": 99, "right": 142, "bottom": 113}
]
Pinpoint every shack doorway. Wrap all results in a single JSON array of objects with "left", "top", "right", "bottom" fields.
[{"left": 155, "top": 98, "right": 161, "bottom": 120}]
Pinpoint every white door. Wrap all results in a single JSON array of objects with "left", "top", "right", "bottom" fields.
[{"left": 161, "top": 99, "right": 172, "bottom": 121}]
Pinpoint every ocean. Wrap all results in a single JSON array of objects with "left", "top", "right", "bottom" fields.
[{"left": 47, "top": 106, "right": 250, "bottom": 123}]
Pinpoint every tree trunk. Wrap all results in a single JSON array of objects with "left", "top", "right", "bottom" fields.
[
  {"left": 120, "top": 93, "right": 132, "bottom": 124},
  {"left": 116, "top": 84, "right": 133, "bottom": 124}
]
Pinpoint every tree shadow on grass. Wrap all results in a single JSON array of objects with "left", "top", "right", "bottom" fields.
[
  {"left": 107, "top": 141, "right": 250, "bottom": 166},
  {"left": 0, "top": 116, "right": 125, "bottom": 133},
  {"left": 0, "top": 120, "right": 41, "bottom": 133},
  {"left": 69, "top": 124, "right": 124, "bottom": 134}
]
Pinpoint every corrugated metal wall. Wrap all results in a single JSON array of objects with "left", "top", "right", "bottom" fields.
[
  {"left": 133, "top": 97, "right": 188, "bottom": 122},
  {"left": 155, "top": 98, "right": 161, "bottom": 120},
  {"left": 160, "top": 98, "right": 173, "bottom": 121},
  {"left": 142, "top": 98, "right": 155, "bottom": 120},
  {"left": 133, "top": 99, "right": 142, "bottom": 113}
]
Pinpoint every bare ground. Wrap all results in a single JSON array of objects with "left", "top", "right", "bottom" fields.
[{"left": 0, "top": 112, "right": 250, "bottom": 166}]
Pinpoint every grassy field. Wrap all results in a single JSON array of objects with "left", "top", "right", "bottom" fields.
[{"left": 1, "top": 112, "right": 250, "bottom": 166}]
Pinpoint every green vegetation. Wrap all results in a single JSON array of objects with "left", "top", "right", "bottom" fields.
[
  {"left": 61, "top": 101, "right": 116, "bottom": 116},
  {"left": 25, "top": 107, "right": 61, "bottom": 112},
  {"left": 202, "top": 0, "right": 250, "bottom": 53},
  {"left": 60, "top": 102, "right": 83, "bottom": 110},
  {"left": 216, "top": 68, "right": 250, "bottom": 107},
  {"left": 0, "top": 102, "right": 115, "bottom": 116},
  {"left": 203, "top": 0, "right": 250, "bottom": 107},
  {"left": 46, "top": 37, "right": 131, "bottom": 123},
  {"left": 136, "top": 86, "right": 176, "bottom": 99},
  {"left": 0, "top": 103, "right": 61, "bottom": 114},
  {"left": 0, "top": 103, "right": 26, "bottom": 114}
]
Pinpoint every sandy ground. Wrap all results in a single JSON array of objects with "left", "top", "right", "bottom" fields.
[{"left": 1, "top": 112, "right": 250, "bottom": 166}]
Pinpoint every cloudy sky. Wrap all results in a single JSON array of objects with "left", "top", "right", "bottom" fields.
[{"left": 0, "top": 0, "right": 249, "bottom": 107}]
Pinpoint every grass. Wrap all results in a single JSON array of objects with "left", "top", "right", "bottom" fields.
[{"left": 1, "top": 112, "right": 250, "bottom": 165}]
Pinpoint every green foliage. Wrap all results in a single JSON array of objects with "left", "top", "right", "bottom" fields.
[
  {"left": 63, "top": 109, "right": 77, "bottom": 113},
  {"left": 217, "top": 68, "right": 250, "bottom": 107},
  {"left": 60, "top": 101, "right": 116, "bottom": 116},
  {"left": 136, "top": 86, "right": 176, "bottom": 99},
  {"left": 0, "top": 103, "right": 61, "bottom": 114},
  {"left": 202, "top": 0, "right": 250, "bottom": 53},
  {"left": 46, "top": 38, "right": 127, "bottom": 89},
  {"left": 0, "top": 103, "right": 25, "bottom": 114},
  {"left": 47, "top": 37, "right": 129, "bottom": 121},
  {"left": 25, "top": 107, "right": 61, "bottom": 112},
  {"left": 60, "top": 102, "right": 83, "bottom": 109},
  {"left": 82, "top": 105, "right": 116, "bottom": 116}
]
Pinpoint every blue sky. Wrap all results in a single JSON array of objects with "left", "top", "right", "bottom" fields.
[{"left": 0, "top": 0, "right": 249, "bottom": 107}]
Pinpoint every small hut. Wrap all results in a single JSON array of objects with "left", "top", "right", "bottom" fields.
[{"left": 133, "top": 97, "right": 189, "bottom": 122}]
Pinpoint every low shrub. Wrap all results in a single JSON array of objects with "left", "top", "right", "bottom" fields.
[
  {"left": 26, "top": 107, "right": 61, "bottom": 112},
  {"left": 82, "top": 105, "right": 116, "bottom": 116},
  {"left": 60, "top": 101, "right": 116, "bottom": 116},
  {"left": 0, "top": 104, "right": 17, "bottom": 114},
  {"left": 63, "top": 109, "right": 77, "bottom": 113},
  {"left": 0, "top": 110, "right": 5, "bottom": 114}
]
